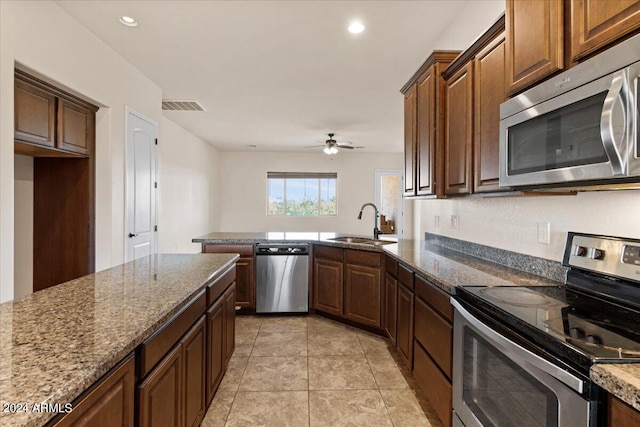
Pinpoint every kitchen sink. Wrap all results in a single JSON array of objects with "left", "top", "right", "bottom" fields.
[{"left": 327, "top": 236, "right": 396, "bottom": 246}]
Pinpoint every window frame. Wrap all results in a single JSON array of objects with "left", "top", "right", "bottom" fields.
[{"left": 266, "top": 172, "right": 338, "bottom": 217}]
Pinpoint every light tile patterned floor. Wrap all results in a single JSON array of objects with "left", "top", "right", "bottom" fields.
[{"left": 201, "top": 315, "right": 444, "bottom": 427}]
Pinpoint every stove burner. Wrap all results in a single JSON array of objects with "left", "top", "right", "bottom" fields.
[{"left": 479, "top": 287, "right": 558, "bottom": 307}]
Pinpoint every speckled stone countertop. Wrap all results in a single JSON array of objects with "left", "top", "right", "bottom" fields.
[
  {"left": 0, "top": 253, "right": 238, "bottom": 427},
  {"left": 383, "top": 239, "right": 560, "bottom": 293},
  {"left": 592, "top": 364, "right": 640, "bottom": 410}
]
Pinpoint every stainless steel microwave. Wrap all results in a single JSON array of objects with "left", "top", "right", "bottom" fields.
[{"left": 499, "top": 34, "right": 640, "bottom": 189}]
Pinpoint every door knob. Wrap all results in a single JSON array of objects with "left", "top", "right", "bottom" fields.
[{"left": 128, "top": 233, "right": 139, "bottom": 238}]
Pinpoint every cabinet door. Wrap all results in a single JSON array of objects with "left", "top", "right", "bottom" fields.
[
  {"left": 14, "top": 78, "right": 56, "bottom": 147},
  {"left": 206, "top": 297, "right": 225, "bottom": 406},
  {"left": 396, "top": 284, "right": 414, "bottom": 369},
  {"left": 474, "top": 32, "right": 507, "bottom": 194},
  {"left": 414, "top": 342, "right": 452, "bottom": 427},
  {"left": 609, "top": 395, "right": 640, "bottom": 427},
  {"left": 414, "top": 298, "right": 452, "bottom": 379},
  {"left": 57, "top": 98, "right": 92, "bottom": 155},
  {"left": 52, "top": 355, "right": 135, "bottom": 427},
  {"left": 313, "top": 258, "right": 344, "bottom": 316},
  {"left": 445, "top": 62, "right": 473, "bottom": 196},
  {"left": 506, "top": 0, "right": 564, "bottom": 94},
  {"left": 416, "top": 67, "right": 436, "bottom": 196},
  {"left": 224, "top": 282, "right": 236, "bottom": 365},
  {"left": 138, "top": 344, "right": 183, "bottom": 427},
  {"left": 235, "top": 257, "right": 255, "bottom": 309},
  {"left": 344, "top": 264, "right": 381, "bottom": 327},
  {"left": 404, "top": 85, "right": 417, "bottom": 196},
  {"left": 571, "top": 0, "right": 640, "bottom": 61},
  {"left": 384, "top": 274, "right": 398, "bottom": 345},
  {"left": 182, "top": 316, "right": 206, "bottom": 427}
]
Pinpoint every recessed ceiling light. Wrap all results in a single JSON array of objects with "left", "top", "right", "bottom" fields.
[
  {"left": 348, "top": 21, "right": 365, "bottom": 34},
  {"left": 118, "top": 16, "right": 138, "bottom": 27}
]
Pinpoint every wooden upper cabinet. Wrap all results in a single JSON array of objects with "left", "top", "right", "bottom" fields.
[
  {"left": 570, "top": 0, "right": 640, "bottom": 61},
  {"left": 403, "top": 85, "right": 417, "bottom": 196},
  {"left": 57, "top": 98, "right": 93, "bottom": 155},
  {"left": 401, "top": 52, "right": 459, "bottom": 198},
  {"left": 474, "top": 32, "right": 507, "bottom": 193},
  {"left": 15, "top": 78, "right": 56, "bottom": 148},
  {"left": 506, "top": 0, "right": 564, "bottom": 95},
  {"left": 444, "top": 62, "right": 474, "bottom": 196}
]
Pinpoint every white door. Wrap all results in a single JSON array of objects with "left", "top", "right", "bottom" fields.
[
  {"left": 125, "top": 108, "right": 158, "bottom": 262},
  {"left": 374, "top": 170, "right": 404, "bottom": 238}
]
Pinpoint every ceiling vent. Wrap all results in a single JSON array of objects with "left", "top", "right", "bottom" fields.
[{"left": 161, "top": 100, "right": 206, "bottom": 112}]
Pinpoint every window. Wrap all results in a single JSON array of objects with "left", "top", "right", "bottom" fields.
[{"left": 267, "top": 172, "right": 337, "bottom": 216}]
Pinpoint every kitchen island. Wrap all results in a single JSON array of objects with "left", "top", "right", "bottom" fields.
[{"left": 0, "top": 253, "right": 238, "bottom": 427}]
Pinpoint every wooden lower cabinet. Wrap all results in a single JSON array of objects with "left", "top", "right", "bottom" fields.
[
  {"left": 414, "top": 297, "right": 453, "bottom": 378},
  {"left": 384, "top": 273, "right": 398, "bottom": 344},
  {"left": 313, "top": 257, "right": 344, "bottom": 316},
  {"left": 182, "top": 316, "right": 206, "bottom": 427},
  {"left": 414, "top": 342, "right": 452, "bottom": 427},
  {"left": 138, "top": 344, "right": 183, "bottom": 427},
  {"left": 224, "top": 282, "right": 237, "bottom": 365},
  {"left": 396, "top": 284, "right": 414, "bottom": 369},
  {"left": 344, "top": 264, "right": 381, "bottom": 327},
  {"left": 203, "top": 244, "right": 254, "bottom": 310},
  {"left": 51, "top": 355, "right": 135, "bottom": 427},
  {"left": 609, "top": 395, "right": 640, "bottom": 426},
  {"left": 206, "top": 297, "right": 225, "bottom": 406}
]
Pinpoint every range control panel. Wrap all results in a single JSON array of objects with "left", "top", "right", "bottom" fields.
[{"left": 564, "top": 233, "right": 640, "bottom": 283}]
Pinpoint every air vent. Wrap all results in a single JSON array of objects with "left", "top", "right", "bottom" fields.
[{"left": 161, "top": 100, "right": 206, "bottom": 111}]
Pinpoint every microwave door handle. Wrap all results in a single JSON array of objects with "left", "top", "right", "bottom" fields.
[{"left": 600, "top": 70, "right": 628, "bottom": 175}]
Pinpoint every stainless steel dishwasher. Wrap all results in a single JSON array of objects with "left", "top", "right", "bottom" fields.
[{"left": 255, "top": 243, "right": 309, "bottom": 313}]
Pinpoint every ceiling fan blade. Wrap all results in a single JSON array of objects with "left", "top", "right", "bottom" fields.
[
  {"left": 305, "top": 145, "right": 326, "bottom": 148},
  {"left": 336, "top": 144, "right": 355, "bottom": 149}
]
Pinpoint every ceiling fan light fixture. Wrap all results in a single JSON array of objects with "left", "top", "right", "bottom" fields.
[
  {"left": 118, "top": 15, "right": 138, "bottom": 27},
  {"left": 324, "top": 146, "right": 338, "bottom": 155}
]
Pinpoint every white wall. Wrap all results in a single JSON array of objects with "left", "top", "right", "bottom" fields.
[
  {"left": 158, "top": 117, "right": 220, "bottom": 253},
  {"left": 219, "top": 151, "right": 412, "bottom": 237},
  {"left": 412, "top": 1, "right": 640, "bottom": 262},
  {"left": 13, "top": 155, "right": 33, "bottom": 299}
]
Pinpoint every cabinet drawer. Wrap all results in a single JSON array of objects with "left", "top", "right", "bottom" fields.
[
  {"left": 413, "top": 342, "right": 452, "bottom": 427},
  {"left": 414, "top": 298, "right": 452, "bottom": 378},
  {"left": 207, "top": 265, "right": 236, "bottom": 305},
  {"left": 314, "top": 244, "right": 344, "bottom": 261},
  {"left": 346, "top": 249, "right": 381, "bottom": 268},
  {"left": 384, "top": 255, "right": 398, "bottom": 278},
  {"left": 203, "top": 244, "right": 254, "bottom": 256},
  {"left": 398, "top": 264, "right": 414, "bottom": 291},
  {"left": 138, "top": 290, "right": 206, "bottom": 378},
  {"left": 415, "top": 275, "right": 453, "bottom": 323}
]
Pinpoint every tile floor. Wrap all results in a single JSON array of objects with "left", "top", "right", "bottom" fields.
[{"left": 201, "top": 315, "right": 445, "bottom": 427}]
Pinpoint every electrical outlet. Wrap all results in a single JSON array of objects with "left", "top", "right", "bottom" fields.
[
  {"left": 451, "top": 215, "right": 459, "bottom": 230},
  {"left": 434, "top": 216, "right": 440, "bottom": 228},
  {"left": 538, "top": 222, "right": 550, "bottom": 245}
]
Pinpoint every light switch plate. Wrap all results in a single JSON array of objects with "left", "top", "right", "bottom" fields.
[
  {"left": 538, "top": 222, "right": 550, "bottom": 245},
  {"left": 451, "top": 215, "right": 459, "bottom": 230}
]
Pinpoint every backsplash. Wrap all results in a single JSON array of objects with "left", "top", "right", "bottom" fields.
[{"left": 425, "top": 232, "right": 568, "bottom": 283}]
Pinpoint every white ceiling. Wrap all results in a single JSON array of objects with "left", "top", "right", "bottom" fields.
[{"left": 55, "top": 0, "right": 470, "bottom": 153}]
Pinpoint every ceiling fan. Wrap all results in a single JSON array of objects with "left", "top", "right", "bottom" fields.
[{"left": 306, "top": 133, "right": 364, "bottom": 155}]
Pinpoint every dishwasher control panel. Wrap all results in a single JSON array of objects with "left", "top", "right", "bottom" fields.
[{"left": 255, "top": 243, "right": 309, "bottom": 255}]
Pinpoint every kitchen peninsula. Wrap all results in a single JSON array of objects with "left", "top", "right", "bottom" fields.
[{"left": 0, "top": 253, "right": 238, "bottom": 427}]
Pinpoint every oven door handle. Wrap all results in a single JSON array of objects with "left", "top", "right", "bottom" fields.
[
  {"left": 600, "top": 70, "right": 629, "bottom": 176},
  {"left": 451, "top": 299, "right": 585, "bottom": 394}
]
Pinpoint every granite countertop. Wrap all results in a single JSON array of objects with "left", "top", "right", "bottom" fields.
[
  {"left": 592, "top": 364, "right": 640, "bottom": 410},
  {"left": 383, "top": 239, "right": 561, "bottom": 293},
  {"left": 0, "top": 253, "right": 238, "bottom": 427}
]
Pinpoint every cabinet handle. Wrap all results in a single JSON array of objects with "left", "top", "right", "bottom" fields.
[{"left": 128, "top": 233, "right": 139, "bottom": 238}]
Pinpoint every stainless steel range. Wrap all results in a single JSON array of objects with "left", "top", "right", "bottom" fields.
[{"left": 451, "top": 232, "right": 640, "bottom": 427}]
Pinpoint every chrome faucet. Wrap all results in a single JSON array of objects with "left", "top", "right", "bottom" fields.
[{"left": 357, "top": 203, "right": 380, "bottom": 240}]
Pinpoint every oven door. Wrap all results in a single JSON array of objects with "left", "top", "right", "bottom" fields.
[
  {"left": 499, "top": 68, "right": 633, "bottom": 187},
  {"left": 452, "top": 300, "right": 591, "bottom": 427}
]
